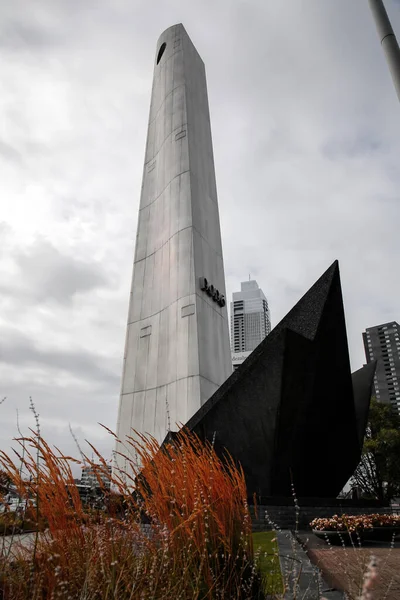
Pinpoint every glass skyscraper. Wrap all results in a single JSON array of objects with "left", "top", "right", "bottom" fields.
[{"left": 230, "top": 280, "right": 271, "bottom": 370}]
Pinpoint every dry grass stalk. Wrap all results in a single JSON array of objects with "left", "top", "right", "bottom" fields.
[{"left": 0, "top": 428, "right": 263, "bottom": 600}]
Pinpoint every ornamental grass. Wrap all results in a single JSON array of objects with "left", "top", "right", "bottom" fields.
[{"left": 0, "top": 428, "right": 264, "bottom": 600}]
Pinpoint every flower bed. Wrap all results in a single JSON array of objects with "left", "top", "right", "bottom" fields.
[
  {"left": 310, "top": 513, "right": 400, "bottom": 544},
  {"left": 310, "top": 513, "right": 400, "bottom": 533}
]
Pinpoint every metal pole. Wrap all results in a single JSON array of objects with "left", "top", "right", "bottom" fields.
[{"left": 368, "top": 0, "right": 400, "bottom": 102}]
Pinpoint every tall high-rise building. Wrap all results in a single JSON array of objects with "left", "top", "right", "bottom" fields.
[
  {"left": 115, "top": 24, "right": 232, "bottom": 465},
  {"left": 230, "top": 280, "right": 271, "bottom": 370},
  {"left": 80, "top": 465, "right": 112, "bottom": 489},
  {"left": 362, "top": 321, "right": 400, "bottom": 414}
]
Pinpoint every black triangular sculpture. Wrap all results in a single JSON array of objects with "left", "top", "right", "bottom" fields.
[
  {"left": 183, "top": 261, "right": 374, "bottom": 498},
  {"left": 352, "top": 361, "right": 376, "bottom": 447}
]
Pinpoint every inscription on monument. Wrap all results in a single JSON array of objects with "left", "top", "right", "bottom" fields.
[{"left": 199, "top": 277, "right": 226, "bottom": 307}]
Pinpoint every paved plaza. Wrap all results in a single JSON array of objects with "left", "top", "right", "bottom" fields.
[
  {"left": 298, "top": 532, "right": 400, "bottom": 600},
  {"left": 1, "top": 531, "right": 38, "bottom": 560}
]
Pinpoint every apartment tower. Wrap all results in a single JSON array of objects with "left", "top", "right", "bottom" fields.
[{"left": 363, "top": 321, "right": 400, "bottom": 414}]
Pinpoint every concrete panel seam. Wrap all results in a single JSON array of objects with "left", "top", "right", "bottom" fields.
[
  {"left": 139, "top": 170, "right": 190, "bottom": 211},
  {"left": 120, "top": 374, "right": 220, "bottom": 396},
  {"left": 148, "top": 84, "right": 185, "bottom": 128},
  {"left": 189, "top": 170, "right": 218, "bottom": 207},
  {"left": 128, "top": 289, "right": 227, "bottom": 325},
  {"left": 133, "top": 225, "right": 192, "bottom": 264},
  {"left": 128, "top": 292, "right": 194, "bottom": 324},
  {"left": 133, "top": 221, "right": 223, "bottom": 266},
  {"left": 188, "top": 223, "right": 224, "bottom": 258},
  {"left": 144, "top": 121, "right": 189, "bottom": 167}
]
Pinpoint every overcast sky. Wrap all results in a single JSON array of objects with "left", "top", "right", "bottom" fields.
[{"left": 1, "top": 0, "right": 400, "bottom": 468}]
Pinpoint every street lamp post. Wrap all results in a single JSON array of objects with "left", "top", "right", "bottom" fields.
[{"left": 368, "top": 0, "right": 400, "bottom": 102}]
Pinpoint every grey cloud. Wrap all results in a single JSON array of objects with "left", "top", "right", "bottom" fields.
[
  {"left": 0, "top": 380, "right": 117, "bottom": 478},
  {"left": 0, "top": 140, "right": 23, "bottom": 163},
  {"left": 9, "top": 239, "right": 109, "bottom": 305},
  {"left": 321, "top": 134, "right": 383, "bottom": 160},
  {"left": 1, "top": 377, "right": 118, "bottom": 433},
  {"left": 0, "top": 22, "right": 63, "bottom": 52},
  {"left": 0, "top": 326, "right": 119, "bottom": 386}
]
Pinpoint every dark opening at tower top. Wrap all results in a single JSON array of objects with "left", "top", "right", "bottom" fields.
[{"left": 157, "top": 42, "right": 166, "bottom": 64}]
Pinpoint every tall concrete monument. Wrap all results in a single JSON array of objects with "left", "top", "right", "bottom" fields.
[
  {"left": 369, "top": 0, "right": 400, "bottom": 102},
  {"left": 116, "top": 24, "right": 232, "bottom": 463}
]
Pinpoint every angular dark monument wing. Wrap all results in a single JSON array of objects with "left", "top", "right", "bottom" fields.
[{"left": 184, "top": 261, "right": 368, "bottom": 498}]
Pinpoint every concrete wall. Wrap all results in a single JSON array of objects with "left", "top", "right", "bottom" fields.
[{"left": 115, "top": 24, "right": 231, "bottom": 469}]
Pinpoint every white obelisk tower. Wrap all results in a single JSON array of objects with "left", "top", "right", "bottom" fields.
[{"left": 115, "top": 24, "right": 232, "bottom": 465}]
